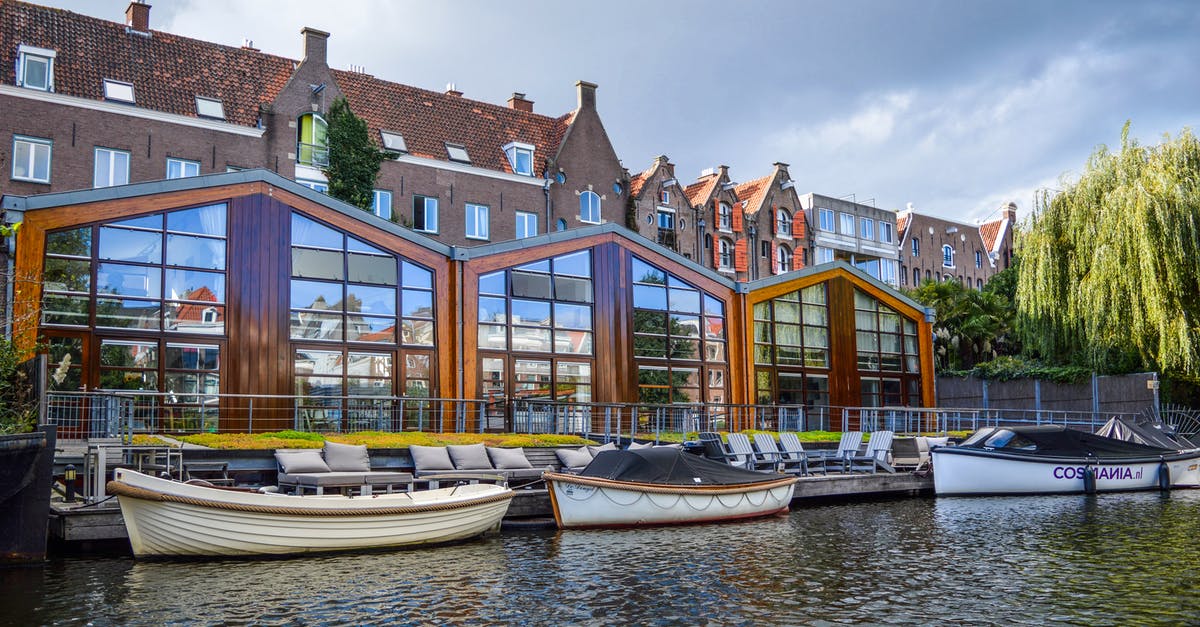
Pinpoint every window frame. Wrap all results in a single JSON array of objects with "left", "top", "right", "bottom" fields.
[
  {"left": 195, "top": 96, "right": 225, "bottom": 119},
  {"left": 372, "top": 190, "right": 393, "bottom": 221},
  {"left": 412, "top": 195, "right": 439, "bottom": 233},
  {"left": 859, "top": 217, "right": 874, "bottom": 241},
  {"left": 102, "top": 78, "right": 135, "bottom": 103},
  {"left": 776, "top": 245, "right": 793, "bottom": 274},
  {"left": 718, "top": 238, "right": 734, "bottom": 270},
  {"left": 878, "top": 220, "right": 894, "bottom": 244},
  {"left": 165, "top": 157, "right": 200, "bottom": 179},
  {"left": 502, "top": 142, "right": 535, "bottom": 176},
  {"left": 465, "top": 202, "right": 490, "bottom": 240},
  {"left": 975, "top": 250, "right": 983, "bottom": 269},
  {"left": 17, "top": 44, "right": 56, "bottom": 92},
  {"left": 297, "top": 113, "right": 329, "bottom": 167},
  {"left": 11, "top": 135, "right": 52, "bottom": 183},
  {"left": 911, "top": 238, "right": 920, "bottom": 257},
  {"left": 777, "top": 209, "right": 792, "bottom": 237},
  {"left": 515, "top": 211, "right": 538, "bottom": 239},
  {"left": 818, "top": 208, "right": 834, "bottom": 231},
  {"left": 839, "top": 212, "right": 856, "bottom": 236},
  {"left": 579, "top": 191, "right": 601, "bottom": 224},
  {"left": 942, "top": 245, "right": 955, "bottom": 268},
  {"left": 718, "top": 202, "right": 732, "bottom": 232},
  {"left": 93, "top": 147, "right": 130, "bottom": 188}
]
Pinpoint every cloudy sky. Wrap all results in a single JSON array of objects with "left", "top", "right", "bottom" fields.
[{"left": 40, "top": 0, "right": 1200, "bottom": 223}]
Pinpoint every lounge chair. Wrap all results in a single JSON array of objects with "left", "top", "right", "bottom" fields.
[
  {"left": 410, "top": 444, "right": 548, "bottom": 486},
  {"left": 752, "top": 433, "right": 807, "bottom": 475},
  {"left": 891, "top": 436, "right": 931, "bottom": 472},
  {"left": 726, "top": 433, "right": 772, "bottom": 471},
  {"left": 275, "top": 442, "right": 413, "bottom": 495},
  {"left": 825, "top": 431, "right": 864, "bottom": 472},
  {"left": 778, "top": 432, "right": 827, "bottom": 475},
  {"left": 697, "top": 432, "right": 732, "bottom": 463},
  {"left": 846, "top": 430, "right": 896, "bottom": 473}
]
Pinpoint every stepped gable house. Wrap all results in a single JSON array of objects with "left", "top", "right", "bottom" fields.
[{"left": 625, "top": 156, "right": 700, "bottom": 261}]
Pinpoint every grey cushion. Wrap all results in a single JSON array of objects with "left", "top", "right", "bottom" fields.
[
  {"left": 409, "top": 445, "right": 455, "bottom": 471},
  {"left": 587, "top": 442, "right": 618, "bottom": 457},
  {"left": 323, "top": 441, "right": 371, "bottom": 472},
  {"left": 275, "top": 450, "right": 330, "bottom": 474},
  {"left": 627, "top": 441, "right": 654, "bottom": 450},
  {"left": 447, "top": 443, "right": 494, "bottom": 470},
  {"left": 556, "top": 446, "right": 594, "bottom": 469},
  {"left": 280, "top": 471, "right": 412, "bottom": 486},
  {"left": 487, "top": 447, "right": 534, "bottom": 469}
]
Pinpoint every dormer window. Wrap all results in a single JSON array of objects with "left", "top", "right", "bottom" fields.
[
  {"left": 103, "top": 79, "right": 135, "bottom": 103},
  {"left": 17, "top": 45, "right": 55, "bottom": 92},
  {"left": 195, "top": 96, "right": 224, "bottom": 119},
  {"left": 503, "top": 142, "right": 534, "bottom": 176},
  {"left": 380, "top": 131, "right": 407, "bottom": 153},
  {"left": 446, "top": 143, "right": 470, "bottom": 163}
]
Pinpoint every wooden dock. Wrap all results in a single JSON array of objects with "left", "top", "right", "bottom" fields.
[{"left": 49, "top": 472, "right": 933, "bottom": 543}]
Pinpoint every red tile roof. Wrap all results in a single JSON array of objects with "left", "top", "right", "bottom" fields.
[
  {"left": 733, "top": 174, "right": 772, "bottom": 215},
  {"left": 896, "top": 212, "right": 910, "bottom": 236},
  {"left": 684, "top": 175, "right": 719, "bottom": 207},
  {"left": 333, "top": 69, "right": 574, "bottom": 174},
  {"left": 0, "top": 1, "right": 295, "bottom": 127},
  {"left": 979, "top": 218, "right": 1003, "bottom": 252},
  {"left": 628, "top": 162, "right": 656, "bottom": 198}
]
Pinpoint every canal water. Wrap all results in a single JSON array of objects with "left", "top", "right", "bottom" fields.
[{"left": 5, "top": 490, "right": 1200, "bottom": 626}]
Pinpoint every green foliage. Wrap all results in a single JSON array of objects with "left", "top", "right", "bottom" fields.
[
  {"left": 0, "top": 338, "right": 38, "bottom": 434},
  {"left": 906, "top": 277, "right": 1015, "bottom": 372},
  {"left": 1017, "top": 124, "right": 1200, "bottom": 379},
  {"left": 951, "top": 355, "right": 1093, "bottom": 383},
  {"left": 323, "top": 97, "right": 394, "bottom": 211}
]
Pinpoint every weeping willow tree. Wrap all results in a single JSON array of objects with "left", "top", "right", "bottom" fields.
[{"left": 1018, "top": 124, "right": 1200, "bottom": 380}]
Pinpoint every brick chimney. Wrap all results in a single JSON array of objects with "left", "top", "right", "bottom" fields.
[
  {"left": 126, "top": 1, "right": 150, "bottom": 32},
  {"left": 507, "top": 92, "right": 534, "bottom": 112},
  {"left": 301, "top": 27, "right": 330, "bottom": 65},
  {"left": 1000, "top": 201, "right": 1018, "bottom": 221},
  {"left": 576, "top": 80, "right": 597, "bottom": 110}
]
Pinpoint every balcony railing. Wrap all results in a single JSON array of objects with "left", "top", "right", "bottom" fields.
[{"left": 297, "top": 142, "right": 329, "bottom": 167}]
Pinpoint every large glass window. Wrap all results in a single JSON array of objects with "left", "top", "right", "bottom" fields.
[
  {"left": 854, "top": 289, "right": 921, "bottom": 406},
  {"left": 631, "top": 256, "right": 727, "bottom": 405},
  {"left": 42, "top": 203, "right": 228, "bottom": 334},
  {"left": 752, "top": 284, "right": 829, "bottom": 407},
  {"left": 477, "top": 250, "right": 594, "bottom": 356}
]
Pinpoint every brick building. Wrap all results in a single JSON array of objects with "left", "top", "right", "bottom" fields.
[
  {"left": 799, "top": 193, "right": 901, "bottom": 287},
  {"left": 625, "top": 156, "right": 700, "bottom": 261},
  {"left": 0, "top": 1, "right": 625, "bottom": 247},
  {"left": 896, "top": 202, "right": 1017, "bottom": 289}
]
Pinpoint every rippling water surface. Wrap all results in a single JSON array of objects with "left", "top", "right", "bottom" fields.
[{"left": 5, "top": 491, "right": 1200, "bottom": 626}]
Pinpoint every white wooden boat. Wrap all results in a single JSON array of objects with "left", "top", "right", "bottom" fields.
[
  {"left": 543, "top": 448, "right": 798, "bottom": 529},
  {"left": 107, "top": 468, "right": 514, "bottom": 557},
  {"left": 933, "top": 422, "right": 1200, "bottom": 496}
]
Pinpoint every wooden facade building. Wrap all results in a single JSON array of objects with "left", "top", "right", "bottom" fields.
[{"left": 4, "top": 171, "right": 935, "bottom": 432}]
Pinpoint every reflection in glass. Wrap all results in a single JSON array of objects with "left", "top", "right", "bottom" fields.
[
  {"left": 479, "top": 297, "right": 507, "bottom": 323},
  {"left": 44, "top": 258, "right": 90, "bottom": 292},
  {"left": 167, "top": 234, "right": 226, "bottom": 269},
  {"left": 401, "top": 290, "right": 433, "bottom": 318},
  {"left": 553, "top": 251, "right": 591, "bottom": 277},
  {"left": 348, "top": 254, "right": 396, "bottom": 285},
  {"left": 511, "top": 300, "right": 551, "bottom": 326},
  {"left": 96, "top": 298, "right": 160, "bottom": 329},
  {"left": 478, "top": 271, "right": 505, "bottom": 295},
  {"left": 511, "top": 271, "right": 551, "bottom": 299},
  {"left": 46, "top": 228, "right": 92, "bottom": 257},
  {"left": 42, "top": 294, "right": 89, "bottom": 325},
  {"left": 554, "top": 276, "right": 593, "bottom": 302},
  {"left": 554, "top": 303, "right": 591, "bottom": 329},
  {"left": 511, "top": 327, "right": 553, "bottom": 352},
  {"left": 165, "top": 268, "right": 225, "bottom": 303},
  {"left": 668, "top": 288, "right": 700, "bottom": 314},
  {"left": 347, "top": 316, "right": 395, "bottom": 343},
  {"left": 165, "top": 302, "right": 224, "bottom": 334},
  {"left": 555, "top": 331, "right": 592, "bottom": 355},
  {"left": 346, "top": 284, "right": 396, "bottom": 315},
  {"left": 633, "top": 284, "right": 667, "bottom": 310},
  {"left": 99, "top": 227, "right": 162, "bottom": 264},
  {"left": 290, "top": 311, "right": 342, "bottom": 340},
  {"left": 291, "top": 280, "right": 343, "bottom": 311},
  {"left": 291, "top": 213, "right": 343, "bottom": 249},
  {"left": 402, "top": 319, "right": 434, "bottom": 346},
  {"left": 97, "top": 263, "right": 161, "bottom": 298},
  {"left": 166, "top": 203, "right": 226, "bottom": 236},
  {"left": 402, "top": 261, "right": 434, "bottom": 289},
  {"left": 292, "top": 248, "right": 344, "bottom": 281}
]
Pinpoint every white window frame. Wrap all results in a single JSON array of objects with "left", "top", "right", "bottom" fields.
[
  {"left": 777, "top": 209, "right": 792, "bottom": 237},
  {"left": 515, "top": 211, "right": 537, "bottom": 239},
  {"left": 718, "top": 202, "right": 732, "bottom": 232},
  {"left": 818, "top": 207, "right": 834, "bottom": 231},
  {"left": 777, "top": 246, "right": 792, "bottom": 274},
  {"left": 372, "top": 190, "right": 393, "bottom": 220},
  {"left": 195, "top": 96, "right": 225, "bottom": 119},
  {"left": 102, "top": 79, "right": 135, "bottom": 103},
  {"left": 93, "top": 147, "right": 130, "bottom": 188},
  {"left": 718, "top": 238, "right": 734, "bottom": 270},
  {"left": 465, "top": 202, "right": 490, "bottom": 240},
  {"left": 878, "top": 220, "right": 894, "bottom": 244},
  {"left": 815, "top": 246, "right": 835, "bottom": 264},
  {"left": 297, "top": 179, "right": 328, "bottom": 193},
  {"left": 17, "top": 44, "right": 56, "bottom": 92},
  {"left": 502, "top": 142, "right": 535, "bottom": 176},
  {"left": 12, "top": 135, "right": 52, "bottom": 183},
  {"left": 839, "top": 212, "right": 855, "bottom": 236},
  {"left": 656, "top": 207, "right": 676, "bottom": 230},
  {"left": 942, "top": 245, "right": 955, "bottom": 268},
  {"left": 580, "top": 191, "right": 601, "bottom": 224},
  {"left": 414, "top": 195, "right": 439, "bottom": 233},
  {"left": 860, "top": 217, "right": 874, "bottom": 241},
  {"left": 166, "top": 157, "right": 200, "bottom": 179}
]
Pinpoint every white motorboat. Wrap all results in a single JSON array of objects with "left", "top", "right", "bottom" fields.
[
  {"left": 107, "top": 468, "right": 514, "bottom": 557},
  {"left": 933, "top": 418, "right": 1200, "bottom": 496},
  {"left": 543, "top": 448, "right": 798, "bottom": 529}
]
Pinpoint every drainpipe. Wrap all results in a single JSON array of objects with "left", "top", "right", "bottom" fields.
[{"left": 543, "top": 177, "right": 552, "bottom": 233}]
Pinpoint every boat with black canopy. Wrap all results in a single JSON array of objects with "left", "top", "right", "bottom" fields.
[
  {"left": 933, "top": 417, "right": 1200, "bottom": 495},
  {"left": 543, "top": 448, "right": 798, "bottom": 528}
]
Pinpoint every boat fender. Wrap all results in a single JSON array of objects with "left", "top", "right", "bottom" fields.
[
  {"left": 1158, "top": 462, "right": 1171, "bottom": 492},
  {"left": 1083, "top": 466, "right": 1096, "bottom": 494}
]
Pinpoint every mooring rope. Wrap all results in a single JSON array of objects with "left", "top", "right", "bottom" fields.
[{"left": 106, "top": 481, "right": 513, "bottom": 517}]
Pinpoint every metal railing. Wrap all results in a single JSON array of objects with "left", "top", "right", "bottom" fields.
[
  {"left": 296, "top": 142, "right": 329, "bottom": 167},
  {"left": 843, "top": 406, "right": 1146, "bottom": 434}
]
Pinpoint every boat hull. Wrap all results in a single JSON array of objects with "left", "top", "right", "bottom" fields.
[
  {"left": 932, "top": 448, "right": 1200, "bottom": 495},
  {"left": 543, "top": 471, "right": 797, "bottom": 529},
  {"left": 109, "top": 469, "right": 513, "bottom": 557}
]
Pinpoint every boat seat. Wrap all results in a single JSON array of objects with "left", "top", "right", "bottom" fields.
[{"left": 183, "top": 461, "right": 234, "bottom": 486}]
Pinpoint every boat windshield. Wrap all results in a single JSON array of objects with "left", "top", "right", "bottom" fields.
[
  {"left": 961, "top": 428, "right": 997, "bottom": 447},
  {"left": 983, "top": 429, "right": 1036, "bottom": 450}
]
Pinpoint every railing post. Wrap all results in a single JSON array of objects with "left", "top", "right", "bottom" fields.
[{"left": 248, "top": 397, "right": 254, "bottom": 434}]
